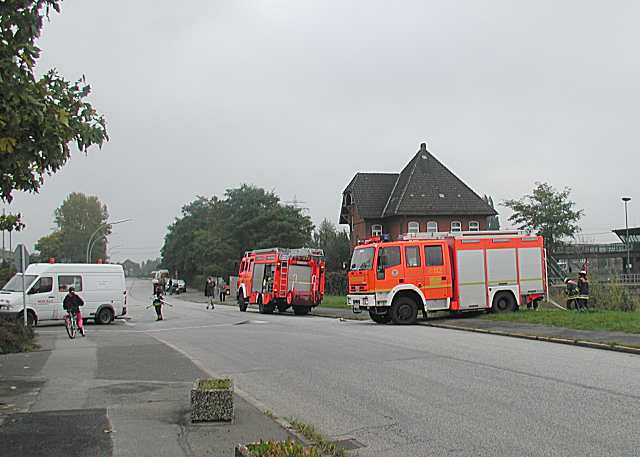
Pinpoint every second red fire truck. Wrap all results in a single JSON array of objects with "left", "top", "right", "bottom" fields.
[
  {"left": 237, "top": 248, "right": 326, "bottom": 315},
  {"left": 348, "top": 231, "right": 547, "bottom": 324}
]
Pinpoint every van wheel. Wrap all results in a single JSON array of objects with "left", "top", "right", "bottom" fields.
[
  {"left": 369, "top": 310, "right": 391, "bottom": 324},
  {"left": 390, "top": 297, "right": 418, "bottom": 325},
  {"left": 492, "top": 292, "right": 516, "bottom": 313},
  {"left": 292, "top": 306, "right": 310, "bottom": 316},
  {"left": 18, "top": 310, "right": 37, "bottom": 327},
  {"left": 238, "top": 291, "right": 248, "bottom": 312},
  {"left": 96, "top": 307, "right": 114, "bottom": 325}
]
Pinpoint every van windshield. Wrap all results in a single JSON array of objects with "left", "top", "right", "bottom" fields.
[
  {"left": 2, "top": 274, "right": 37, "bottom": 292},
  {"left": 350, "top": 247, "right": 375, "bottom": 271}
]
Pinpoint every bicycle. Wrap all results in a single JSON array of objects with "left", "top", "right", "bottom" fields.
[{"left": 64, "top": 311, "right": 79, "bottom": 339}]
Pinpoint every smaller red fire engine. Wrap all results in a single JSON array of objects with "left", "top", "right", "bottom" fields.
[{"left": 236, "top": 248, "right": 325, "bottom": 315}]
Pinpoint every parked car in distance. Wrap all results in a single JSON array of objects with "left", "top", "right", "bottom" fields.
[{"left": 174, "top": 279, "right": 187, "bottom": 294}]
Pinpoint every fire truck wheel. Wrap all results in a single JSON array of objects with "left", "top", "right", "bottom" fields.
[
  {"left": 238, "top": 291, "right": 248, "bottom": 312},
  {"left": 293, "top": 306, "right": 310, "bottom": 316},
  {"left": 277, "top": 304, "right": 290, "bottom": 313},
  {"left": 390, "top": 297, "right": 418, "bottom": 325},
  {"left": 369, "top": 310, "right": 391, "bottom": 324},
  {"left": 492, "top": 291, "right": 517, "bottom": 313}
]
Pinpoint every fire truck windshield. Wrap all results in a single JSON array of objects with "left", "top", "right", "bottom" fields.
[{"left": 350, "top": 247, "right": 374, "bottom": 271}]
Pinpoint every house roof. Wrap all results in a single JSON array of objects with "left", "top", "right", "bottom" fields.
[
  {"left": 382, "top": 144, "right": 497, "bottom": 217},
  {"left": 341, "top": 143, "right": 497, "bottom": 222},
  {"left": 340, "top": 173, "right": 398, "bottom": 222}
]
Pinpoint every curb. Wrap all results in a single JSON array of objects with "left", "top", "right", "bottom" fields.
[{"left": 426, "top": 322, "right": 640, "bottom": 355}]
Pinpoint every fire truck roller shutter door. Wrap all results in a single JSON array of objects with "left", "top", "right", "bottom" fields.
[
  {"left": 252, "top": 263, "right": 266, "bottom": 293},
  {"left": 518, "top": 248, "right": 545, "bottom": 295},
  {"left": 486, "top": 248, "right": 520, "bottom": 307},
  {"left": 457, "top": 250, "right": 487, "bottom": 309}
]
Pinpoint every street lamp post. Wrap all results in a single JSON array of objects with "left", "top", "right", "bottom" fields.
[
  {"left": 86, "top": 218, "right": 132, "bottom": 263},
  {"left": 622, "top": 197, "right": 632, "bottom": 274}
]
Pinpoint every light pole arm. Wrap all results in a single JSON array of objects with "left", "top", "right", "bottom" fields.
[{"left": 85, "top": 218, "right": 132, "bottom": 263}]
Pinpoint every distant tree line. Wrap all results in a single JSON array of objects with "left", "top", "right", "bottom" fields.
[{"left": 160, "top": 185, "right": 351, "bottom": 292}]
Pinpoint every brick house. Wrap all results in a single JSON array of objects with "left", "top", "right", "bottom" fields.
[{"left": 339, "top": 143, "right": 498, "bottom": 246}]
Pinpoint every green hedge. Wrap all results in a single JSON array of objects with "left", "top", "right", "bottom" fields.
[{"left": 0, "top": 263, "right": 16, "bottom": 288}]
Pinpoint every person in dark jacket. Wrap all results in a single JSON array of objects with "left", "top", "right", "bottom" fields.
[
  {"left": 564, "top": 277, "right": 579, "bottom": 310},
  {"left": 152, "top": 290, "right": 164, "bottom": 320},
  {"left": 577, "top": 270, "right": 590, "bottom": 311},
  {"left": 63, "top": 286, "right": 86, "bottom": 336},
  {"left": 205, "top": 277, "right": 215, "bottom": 310}
]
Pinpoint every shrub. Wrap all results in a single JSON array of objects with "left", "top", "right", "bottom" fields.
[
  {"left": 0, "top": 320, "right": 37, "bottom": 354},
  {"left": 0, "top": 262, "right": 16, "bottom": 288},
  {"left": 590, "top": 282, "right": 638, "bottom": 312}
]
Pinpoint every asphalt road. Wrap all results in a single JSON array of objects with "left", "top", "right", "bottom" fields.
[{"left": 127, "top": 279, "right": 640, "bottom": 457}]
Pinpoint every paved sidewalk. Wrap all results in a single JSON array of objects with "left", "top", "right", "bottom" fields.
[{"left": 0, "top": 323, "right": 292, "bottom": 457}]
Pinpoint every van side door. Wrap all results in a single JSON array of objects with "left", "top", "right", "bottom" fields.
[{"left": 27, "top": 276, "right": 55, "bottom": 320}]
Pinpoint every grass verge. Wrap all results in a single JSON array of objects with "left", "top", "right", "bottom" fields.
[
  {"left": 245, "top": 439, "right": 318, "bottom": 457},
  {"left": 0, "top": 320, "right": 38, "bottom": 354},
  {"left": 485, "top": 309, "right": 640, "bottom": 334},
  {"left": 320, "top": 295, "right": 349, "bottom": 309},
  {"left": 288, "top": 418, "right": 357, "bottom": 457}
]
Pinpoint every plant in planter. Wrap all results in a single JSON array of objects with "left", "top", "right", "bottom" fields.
[
  {"left": 190, "top": 378, "right": 233, "bottom": 422},
  {"left": 235, "top": 439, "right": 319, "bottom": 457}
]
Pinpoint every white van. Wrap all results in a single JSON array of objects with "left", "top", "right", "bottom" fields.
[{"left": 0, "top": 263, "right": 126, "bottom": 326}]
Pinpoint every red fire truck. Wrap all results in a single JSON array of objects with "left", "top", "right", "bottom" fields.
[
  {"left": 348, "top": 231, "right": 547, "bottom": 324},
  {"left": 237, "top": 248, "right": 326, "bottom": 315}
]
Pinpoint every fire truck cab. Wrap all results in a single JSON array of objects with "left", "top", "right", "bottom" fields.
[
  {"left": 347, "top": 231, "right": 547, "bottom": 324},
  {"left": 237, "top": 248, "right": 325, "bottom": 315}
]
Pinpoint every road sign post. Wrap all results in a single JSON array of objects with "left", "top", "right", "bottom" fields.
[{"left": 14, "top": 244, "right": 29, "bottom": 326}]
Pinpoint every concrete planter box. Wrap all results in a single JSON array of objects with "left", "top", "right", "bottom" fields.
[{"left": 190, "top": 378, "right": 233, "bottom": 422}]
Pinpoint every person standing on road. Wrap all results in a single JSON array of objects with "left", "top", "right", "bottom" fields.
[
  {"left": 219, "top": 281, "right": 227, "bottom": 302},
  {"left": 152, "top": 290, "right": 164, "bottom": 321},
  {"left": 577, "top": 270, "right": 590, "bottom": 311},
  {"left": 205, "top": 276, "right": 216, "bottom": 310},
  {"left": 63, "top": 286, "right": 86, "bottom": 337}
]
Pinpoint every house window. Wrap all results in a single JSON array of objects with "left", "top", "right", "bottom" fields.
[
  {"left": 407, "top": 221, "right": 420, "bottom": 234},
  {"left": 371, "top": 224, "right": 383, "bottom": 237},
  {"left": 451, "top": 221, "right": 462, "bottom": 232},
  {"left": 469, "top": 221, "right": 480, "bottom": 231},
  {"left": 426, "top": 221, "right": 438, "bottom": 233}
]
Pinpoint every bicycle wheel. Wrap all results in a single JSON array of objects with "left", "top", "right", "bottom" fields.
[{"left": 65, "top": 315, "right": 76, "bottom": 339}]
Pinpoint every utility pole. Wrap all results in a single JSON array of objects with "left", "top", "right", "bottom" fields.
[
  {"left": 1, "top": 207, "right": 5, "bottom": 264},
  {"left": 623, "top": 197, "right": 632, "bottom": 274}
]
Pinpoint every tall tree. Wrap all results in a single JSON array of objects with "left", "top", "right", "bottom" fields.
[
  {"left": 312, "top": 219, "right": 351, "bottom": 272},
  {"left": 161, "top": 185, "right": 314, "bottom": 281},
  {"left": 35, "top": 192, "right": 109, "bottom": 262},
  {"left": 502, "top": 182, "right": 583, "bottom": 253},
  {"left": 0, "top": 0, "right": 108, "bottom": 203}
]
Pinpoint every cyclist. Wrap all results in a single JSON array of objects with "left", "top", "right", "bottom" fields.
[{"left": 63, "top": 286, "right": 85, "bottom": 336}]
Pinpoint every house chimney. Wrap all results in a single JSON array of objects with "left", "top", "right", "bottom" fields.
[{"left": 420, "top": 142, "right": 427, "bottom": 151}]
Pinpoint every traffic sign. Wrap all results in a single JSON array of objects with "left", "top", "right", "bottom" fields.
[{"left": 14, "top": 244, "right": 29, "bottom": 273}]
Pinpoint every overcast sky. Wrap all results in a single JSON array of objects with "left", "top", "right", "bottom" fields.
[{"left": 4, "top": 0, "right": 639, "bottom": 262}]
